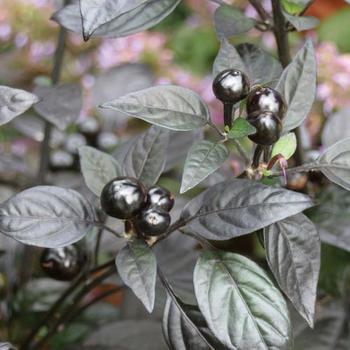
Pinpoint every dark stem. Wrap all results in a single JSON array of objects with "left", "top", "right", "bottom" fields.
[
  {"left": 263, "top": 146, "right": 270, "bottom": 163},
  {"left": 63, "top": 286, "right": 122, "bottom": 325},
  {"left": 270, "top": 0, "right": 304, "bottom": 166},
  {"left": 252, "top": 145, "right": 263, "bottom": 168},
  {"left": 37, "top": 3, "right": 68, "bottom": 184},
  {"left": 248, "top": 0, "right": 271, "bottom": 22},
  {"left": 223, "top": 102, "right": 234, "bottom": 128},
  {"left": 19, "top": 259, "right": 115, "bottom": 350},
  {"left": 30, "top": 266, "right": 116, "bottom": 350},
  {"left": 94, "top": 229, "right": 103, "bottom": 265},
  {"left": 271, "top": 0, "right": 291, "bottom": 68}
]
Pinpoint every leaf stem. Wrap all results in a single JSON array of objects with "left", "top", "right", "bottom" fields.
[
  {"left": 37, "top": 0, "right": 69, "bottom": 185},
  {"left": 29, "top": 266, "right": 116, "bottom": 350},
  {"left": 19, "top": 259, "right": 115, "bottom": 350},
  {"left": 268, "top": 162, "right": 318, "bottom": 177},
  {"left": 248, "top": 0, "right": 271, "bottom": 22},
  {"left": 270, "top": 0, "right": 304, "bottom": 166}
]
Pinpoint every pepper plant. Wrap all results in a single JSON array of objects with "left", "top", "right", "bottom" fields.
[{"left": 1, "top": 0, "right": 350, "bottom": 349}]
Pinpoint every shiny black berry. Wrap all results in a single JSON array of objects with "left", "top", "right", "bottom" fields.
[
  {"left": 40, "top": 245, "right": 85, "bottom": 281},
  {"left": 246, "top": 87, "right": 286, "bottom": 120},
  {"left": 134, "top": 207, "right": 171, "bottom": 236},
  {"left": 100, "top": 177, "right": 146, "bottom": 219},
  {"left": 146, "top": 186, "right": 174, "bottom": 212},
  {"left": 213, "top": 69, "right": 250, "bottom": 104},
  {"left": 247, "top": 111, "right": 282, "bottom": 146}
]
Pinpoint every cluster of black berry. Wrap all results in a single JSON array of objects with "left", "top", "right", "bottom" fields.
[
  {"left": 213, "top": 69, "right": 286, "bottom": 146},
  {"left": 100, "top": 177, "right": 174, "bottom": 237}
]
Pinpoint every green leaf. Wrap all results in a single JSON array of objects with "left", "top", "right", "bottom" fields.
[
  {"left": 180, "top": 140, "right": 228, "bottom": 193},
  {"left": 115, "top": 239, "right": 157, "bottom": 313},
  {"left": 283, "top": 12, "right": 320, "bottom": 31},
  {"left": 282, "top": 0, "right": 309, "bottom": 14},
  {"left": 227, "top": 117, "right": 256, "bottom": 139},
  {"left": 124, "top": 126, "right": 170, "bottom": 187},
  {"left": 100, "top": 85, "right": 210, "bottom": 131},
  {"left": 181, "top": 178, "right": 314, "bottom": 241},
  {"left": 214, "top": 5, "right": 256, "bottom": 39},
  {"left": 271, "top": 132, "right": 297, "bottom": 160},
  {"left": 317, "top": 137, "right": 350, "bottom": 191},
  {"left": 79, "top": 146, "right": 123, "bottom": 197},
  {"left": 0, "top": 86, "right": 39, "bottom": 126},
  {"left": 194, "top": 250, "right": 292, "bottom": 349},
  {"left": 53, "top": 0, "right": 181, "bottom": 39},
  {"left": 264, "top": 214, "right": 320, "bottom": 327},
  {"left": 79, "top": 0, "right": 148, "bottom": 40},
  {"left": 276, "top": 40, "right": 317, "bottom": 132},
  {"left": 163, "top": 296, "right": 220, "bottom": 350}
]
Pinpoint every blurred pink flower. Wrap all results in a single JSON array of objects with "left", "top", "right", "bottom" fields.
[
  {"left": 29, "top": 41, "right": 55, "bottom": 62},
  {"left": 316, "top": 42, "right": 350, "bottom": 113},
  {"left": 0, "top": 23, "right": 11, "bottom": 40},
  {"left": 96, "top": 32, "right": 172, "bottom": 70}
]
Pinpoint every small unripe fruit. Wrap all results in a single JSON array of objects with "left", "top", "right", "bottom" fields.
[
  {"left": 134, "top": 207, "right": 171, "bottom": 237},
  {"left": 40, "top": 245, "right": 85, "bottom": 281},
  {"left": 247, "top": 111, "right": 282, "bottom": 146},
  {"left": 212, "top": 69, "right": 250, "bottom": 104},
  {"left": 246, "top": 87, "right": 286, "bottom": 120},
  {"left": 100, "top": 177, "right": 146, "bottom": 219},
  {"left": 146, "top": 186, "right": 174, "bottom": 212}
]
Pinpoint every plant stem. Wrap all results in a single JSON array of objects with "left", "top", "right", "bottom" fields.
[
  {"left": 252, "top": 145, "right": 263, "bottom": 168},
  {"left": 37, "top": 1, "right": 68, "bottom": 184},
  {"left": 30, "top": 266, "right": 116, "bottom": 350},
  {"left": 271, "top": 0, "right": 291, "bottom": 68},
  {"left": 270, "top": 0, "right": 304, "bottom": 166},
  {"left": 223, "top": 102, "right": 233, "bottom": 128},
  {"left": 248, "top": 0, "right": 271, "bottom": 22},
  {"left": 20, "top": 259, "right": 115, "bottom": 350},
  {"left": 65, "top": 286, "right": 122, "bottom": 324}
]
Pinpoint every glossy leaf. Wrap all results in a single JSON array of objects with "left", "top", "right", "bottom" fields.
[
  {"left": 163, "top": 296, "right": 220, "bottom": 350},
  {"left": 276, "top": 40, "right": 317, "bottom": 132},
  {"left": 180, "top": 141, "right": 228, "bottom": 193},
  {"left": 227, "top": 117, "right": 256, "bottom": 139},
  {"left": 0, "top": 86, "right": 39, "bottom": 126},
  {"left": 116, "top": 239, "right": 157, "bottom": 313},
  {"left": 317, "top": 137, "right": 350, "bottom": 191},
  {"left": 79, "top": 0, "right": 147, "bottom": 40},
  {"left": 309, "top": 185, "right": 350, "bottom": 252},
  {"left": 236, "top": 43, "right": 283, "bottom": 85},
  {"left": 33, "top": 84, "right": 82, "bottom": 130},
  {"left": 79, "top": 146, "right": 123, "bottom": 196},
  {"left": 271, "top": 132, "right": 297, "bottom": 160},
  {"left": 194, "top": 250, "right": 292, "bottom": 349},
  {"left": 214, "top": 5, "right": 256, "bottom": 38},
  {"left": 181, "top": 178, "right": 313, "bottom": 240},
  {"left": 100, "top": 85, "right": 210, "bottom": 131},
  {"left": 264, "top": 213, "right": 320, "bottom": 327},
  {"left": 283, "top": 12, "right": 319, "bottom": 31},
  {"left": 53, "top": 0, "right": 181, "bottom": 39},
  {"left": 124, "top": 126, "right": 169, "bottom": 187},
  {"left": 213, "top": 39, "right": 246, "bottom": 77},
  {"left": 91, "top": 63, "right": 155, "bottom": 121},
  {"left": 321, "top": 108, "right": 350, "bottom": 148},
  {"left": 0, "top": 186, "right": 96, "bottom": 248},
  {"left": 294, "top": 301, "right": 349, "bottom": 349}
]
